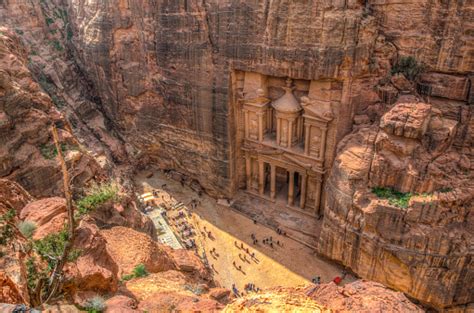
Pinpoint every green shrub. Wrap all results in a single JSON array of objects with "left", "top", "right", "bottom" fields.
[
  {"left": 67, "top": 28, "right": 73, "bottom": 41},
  {"left": 39, "top": 143, "right": 69, "bottom": 159},
  {"left": 120, "top": 264, "right": 148, "bottom": 283},
  {"left": 84, "top": 296, "right": 106, "bottom": 313},
  {"left": 34, "top": 228, "right": 69, "bottom": 269},
  {"left": 26, "top": 256, "right": 48, "bottom": 291},
  {"left": 132, "top": 263, "right": 148, "bottom": 278},
  {"left": 76, "top": 183, "right": 120, "bottom": 217},
  {"left": 372, "top": 187, "right": 412, "bottom": 209},
  {"left": 0, "top": 209, "right": 16, "bottom": 246},
  {"left": 45, "top": 17, "right": 54, "bottom": 26},
  {"left": 50, "top": 40, "right": 64, "bottom": 52},
  {"left": 121, "top": 273, "right": 135, "bottom": 282},
  {"left": 391, "top": 56, "right": 424, "bottom": 81},
  {"left": 18, "top": 221, "right": 37, "bottom": 238}
]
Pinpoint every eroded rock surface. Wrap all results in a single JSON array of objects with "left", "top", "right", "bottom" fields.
[
  {"left": 0, "top": 27, "right": 101, "bottom": 197},
  {"left": 319, "top": 102, "right": 473, "bottom": 310}
]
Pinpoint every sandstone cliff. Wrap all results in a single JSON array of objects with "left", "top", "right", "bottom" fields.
[
  {"left": 319, "top": 101, "right": 473, "bottom": 310},
  {"left": 0, "top": 0, "right": 473, "bottom": 311},
  {"left": 0, "top": 27, "right": 101, "bottom": 197}
]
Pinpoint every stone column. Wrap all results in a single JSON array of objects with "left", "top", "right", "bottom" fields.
[
  {"left": 267, "top": 108, "right": 272, "bottom": 131},
  {"left": 258, "top": 160, "right": 265, "bottom": 195},
  {"left": 288, "top": 170, "right": 295, "bottom": 206},
  {"left": 245, "top": 155, "right": 251, "bottom": 191},
  {"left": 276, "top": 118, "right": 281, "bottom": 145},
  {"left": 300, "top": 174, "right": 307, "bottom": 209},
  {"left": 319, "top": 127, "right": 327, "bottom": 160},
  {"left": 298, "top": 117, "right": 304, "bottom": 142},
  {"left": 270, "top": 164, "right": 276, "bottom": 200},
  {"left": 244, "top": 110, "right": 249, "bottom": 139},
  {"left": 288, "top": 119, "right": 293, "bottom": 148},
  {"left": 304, "top": 124, "right": 311, "bottom": 155},
  {"left": 258, "top": 113, "right": 264, "bottom": 142},
  {"left": 314, "top": 177, "right": 322, "bottom": 216}
]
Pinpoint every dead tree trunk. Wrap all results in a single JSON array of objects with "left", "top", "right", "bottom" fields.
[{"left": 39, "top": 125, "right": 76, "bottom": 304}]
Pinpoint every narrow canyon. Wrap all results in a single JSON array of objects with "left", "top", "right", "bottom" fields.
[{"left": 0, "top": 1, "right": 472, "bottom": 312}]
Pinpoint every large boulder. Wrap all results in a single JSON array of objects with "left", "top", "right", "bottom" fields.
[
  {"left": 64, "top": 221, "right": 119, "bottom": 295},
  {"left": 20, "top": 197, "right": 67, "bottom": 240},
  {"left": 100, "top": 226, "right": 175, "bottom": 276}
]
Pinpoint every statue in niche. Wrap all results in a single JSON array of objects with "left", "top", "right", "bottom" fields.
[
  {"left": 311, "top": 133, "right": 321, "bottom": 156},
  {"left": 250, "top": 118, "right": 258, "bottom": 136},
  {"left": 310, "top": 127, "right": 321, "bottom": 157}
]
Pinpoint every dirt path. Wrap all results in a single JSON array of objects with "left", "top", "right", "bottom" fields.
[{"left": 135, "top": 170, "right": 353, "bottom": 293}]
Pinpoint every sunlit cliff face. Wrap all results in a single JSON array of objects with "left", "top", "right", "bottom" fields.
[{"left": 0, "top": 0, "right": 472, "bottom": 311}]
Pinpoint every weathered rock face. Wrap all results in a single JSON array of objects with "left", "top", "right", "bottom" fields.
[
  {"left": 307, "top": 280, "right": 424, "bottom": 313},
  {"left": 61, "top": 0, "right": 473, "bottom": 198},
  {"left": 1, "top": 0, "right": 473, "bottom": 310},
  {"left": 223, "top": 280, "right": 423, "bottom": 312},
  {"left": 319, "top": 102, "right": 473, "bottom": 310},
  {"left": 0, "top": 27, "right": 101, "bottom": 198},
  {"left": 100, "top": 226, "right": 175, "bottom": 276}
]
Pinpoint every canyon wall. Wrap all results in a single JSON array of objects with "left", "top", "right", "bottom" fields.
[
  {"left": 1, "top": 0, "right": 473, "bottom": 311},
  {"left": 319, "top": 101, "right": 473, "bottom": 310}
]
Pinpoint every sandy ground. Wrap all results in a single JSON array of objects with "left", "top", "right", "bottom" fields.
[{"left": 135, "top": 170, "right": 353, "bottom": 294}]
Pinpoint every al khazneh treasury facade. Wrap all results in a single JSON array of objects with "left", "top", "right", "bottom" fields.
[{"left": 233, "top": 71, "right": 343, "bottom": 217}]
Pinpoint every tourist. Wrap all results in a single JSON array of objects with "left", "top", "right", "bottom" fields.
[
  {"left": 246, "top": 248, "right": 249, "bottom": 254},
  {"left": 240, "top": 242, "right": 244, "bottom": 249},
  {"left": 342, "top": 270, "right": 347, "bottom": 279}
]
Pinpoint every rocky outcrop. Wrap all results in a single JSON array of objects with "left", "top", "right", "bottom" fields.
[
  {"left": 307, "top": 280, "right": 424, "bottom": 312},
  {"left": 223, "top": 280, "right": 423, "bottom": 312},
  {"left": 90, "top": 196, "right": 156, "bottom": 239},
  {"left": 20, "top": 197, "right": 67, "bottom": 240},
  {"left": 0, "top": 27, "right": 101, "bottom": 198},
  {"left": 100, "top": 226, "right": 174, "bottom": 276},
  {"left": 319, "top": 102, "right": 473, "bottom": 310}
]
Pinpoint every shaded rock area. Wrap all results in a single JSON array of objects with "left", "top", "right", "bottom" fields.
[
  {"left": 0, "top": 27, "right": 102, "bottom": 198},
  {"left": 319, "top": 101, "right": 474, "bottom": 310}
]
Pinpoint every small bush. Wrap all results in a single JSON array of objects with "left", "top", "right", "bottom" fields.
[
  {"left": 18, "top": 221, "right": 37, "bottom": 238},
  {"left": 84, "top": 296, "right": 106, "bottom": 313},
  {"left": 45, "top": 17, "right": 54, "bottom": 26},
  {"left": 391, "top": 56, "right": 424, "bottom": 81},
  {"left": 50, "top": 40, "right": 64, "bottom": 52},
  {"left": 0, "top": 209, "right": 16, "bottom": 246},
  {"left": 121, "top": 273, "right": 135, "bottom": 282},
  {"left": 39, "top": 143, "right": 69, "bottom": 159},
  {"left": 67, "top": 28, "right": 73, "bottom": 41},
  {"left": 34, "top": 228, "right": 69, "bottom": 269},
  {"left": 133, "top": 263, "right": 148, "bottom": 278},
  {"left": 76, "top": 182, "right": 120, "bottom": 217},
  {"left": 372, "top": 187, "right": 412, "bottom": 209},
  {"left": 120, "top": 264, "right": 148, "bottom": 282}
]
